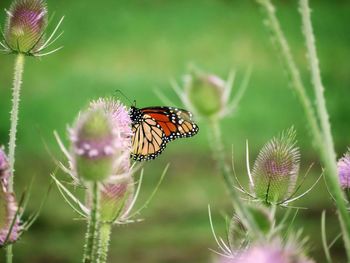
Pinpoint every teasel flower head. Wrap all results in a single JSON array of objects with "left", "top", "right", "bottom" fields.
[
  {"left": 216, "top": 238, "right": 314, "bottom": 263},
  {"left": 159, "top": 65, "right": 250, "bottom": 120},
  {"left": 0, "top": 149, "right": 20, "bottom": 247},
  {"left": 100, "top": 176, "right": 135, "bottom": 223},
  {"left": 1, "top": 0, "right": 64, "bottom": 56},
  {"left": 184, "top": 68, "right": 226, "bottom": 118},
  {"left": 0, "top": 187, "right": 20, "bottom": 247},
  {"left": 251, "top": 127, "right": 300, "bottom": 204},
  {"left": 337, "top": 149, "right": 350, "bottom": 200},
  {"left": 69, "top": 99, "right": 132, "bottom": 182}
]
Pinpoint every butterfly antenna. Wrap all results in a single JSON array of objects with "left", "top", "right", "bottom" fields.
[{"left": 114, "top": 89, "right": 133, "bottom": 106}]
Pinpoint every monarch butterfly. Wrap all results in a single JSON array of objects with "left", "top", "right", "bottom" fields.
[{"left": 130, "top": 106, "right": 199, "bottom": 161}]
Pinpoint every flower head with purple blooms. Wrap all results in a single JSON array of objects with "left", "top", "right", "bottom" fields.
[
  {"left": 4, "top": 0, "right": 47, "bottom": 53},
  {"left": 251, "top": 127, "right": 300, "bottom": 204},
  {"left": 217, "top": 240, "right": 314, "bottom": 263},
  {"left": 68, "top": 98, "right": 132, "bottom": 182},
  {"left": 0, "top": 190, "right": 20, "bottom": 246},
  {"left": 0, "top": 148, "right": 20, "bottom": 246},
  {"left": 338, "top": 149, "right": 350, "bottom": 190},
  {"left": 1, "top": 0, "right": 64, "bottom": 56}
]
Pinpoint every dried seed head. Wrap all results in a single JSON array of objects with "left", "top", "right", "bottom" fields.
[
  {"left": 185, "top": 69, "right": 226, "bottom": 118},
  {"left": 252, "top": 128, "right": 300, "bottom": 204},
  {"left": 4, "top": 0, "right": 47, "bottom": 53},
  {"left": 0, "top": 188, "right": 20, "bottom": 246},
  {"left": 100, "top": 176, "right": 134, "bottom": 222}
]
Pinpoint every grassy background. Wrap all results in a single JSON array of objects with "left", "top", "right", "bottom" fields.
[{"left": 0, "top": 0, "right": 349, "bottom": 262}]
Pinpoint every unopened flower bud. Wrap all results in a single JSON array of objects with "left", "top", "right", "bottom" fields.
[
  {"left": 252, "top": 128, "right": 300, "bottom": 204},
  {"left": 185, "top": 69, "right": 226, "bottom": 118},
  {"left": 4, "top": 0, "right": 48, "bottom": 54}
]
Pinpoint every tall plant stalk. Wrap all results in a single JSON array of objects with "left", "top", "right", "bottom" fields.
[
  {"left": 83, "top": 182, "right": 100, "bottom": 263},
  {"left": 299, "top": 0, "right": 350, "bottom": 254},
  {"left": 8, "top": 54, "right": 25, "bottom": 192},
  {"left": 256, "top": 0, "right": 350, "bottom": 258},
  {"left": 6, "top": 53, "right": 25, "bottom": 263}
]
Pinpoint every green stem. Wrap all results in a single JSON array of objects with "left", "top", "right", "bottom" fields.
[
  {"left": 299, "top": 0, "right": 350, "bottom": 257},
  {"left": 8, "top": 54, "right": 25, "bottom": 192},
  {"left": 6, "top": 53, "right": 25, "bottom": 263},
  {"left": 97, "top": 223, "right": 112, "bottom": 263},
  {"left": 6, "top": 246, "right": 13, "bottom": 263},
  {"left": 256, "top": 0, "right": 322, "bottom": 147},
  {"left": 208, "top": 118, "right": 261, "bottom": 237},
  {"left": 83, "top": 182, "right": 100, "bottom": 263}
]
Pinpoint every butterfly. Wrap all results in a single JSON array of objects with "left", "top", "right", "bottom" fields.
[{"left": 129, "top": 106, "right": 199, "bottom": 161}]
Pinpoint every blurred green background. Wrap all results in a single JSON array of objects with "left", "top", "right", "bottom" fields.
[{"left": 0, "top": 0, "right": 349, "bottom": 262}]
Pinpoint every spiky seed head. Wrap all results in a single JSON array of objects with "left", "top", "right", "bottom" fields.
[
  {"left": 185, "top": 68, "right": 225, "bottom": 118},
  {"left": 337, "top": 149, "right": 350, "bottom": 200},
  {"left": 251, "top": 128, "right": 300, "bottom": 204},
  {"left": 100, "top": 176, "right": 134, "bottom": 222},
  {"left": 0, "top": 187, "right": 20, "bottom": 246},
  {"left": 4, "top": 0, "right": 48, "bottom": 54}
]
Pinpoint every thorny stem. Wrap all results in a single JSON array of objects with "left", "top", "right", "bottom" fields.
[
  {"left": 257, "top": 0, "right": 350, "bottom": 258},
  {"left": 208, "top": 118, "right": 261, "bottom": 237},
  {"left": 299, "top": 0, "right": 350, "bottom": 257},
  {"left": 8, "top": 54, "right": 25, "bottom": 191},
  {"left": 97, "top": 223, "right": 112, "bottom": 263},
  {"left": 6, "top": 53, "right": 25, "bottom": 263},
  {"left": 83, "top": 182, "right": 100, "bottom": 263}
]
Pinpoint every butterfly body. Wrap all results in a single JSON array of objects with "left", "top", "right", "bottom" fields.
[{"left": 130, "top": 106, "right": 199, "bottom": 161}]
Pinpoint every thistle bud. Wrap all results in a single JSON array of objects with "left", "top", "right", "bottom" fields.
[
  {"left": 0, "top": 187, "right": 20, "bottom": 246},
  {"left": 100, "top": 177, "right": 134, "bottom": 222},
  {"left": 185, "top": 69, "right": 226, "bottom": 118},
  {"left": 4, "top": 0, "right": 48, "bottom": 54},
  {"left": 70, "top": 109, "right": 117, "bottom": 182},
  {"left": 251, "top": 128, "right": 300, "bottom": 204},
  {"left": 337, "top": 149, "right": 350, "bottom": 200}
]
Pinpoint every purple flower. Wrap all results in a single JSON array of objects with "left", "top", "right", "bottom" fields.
[
  {"left": 0, "top": 187, "right": 20, "bottom": 246},
  {"left": 69, "top": 98, "right": 132, "bottom": 182},
  {"left": 217, "top": 240, "right": 314, "bottom": 263},
  {"left": 338, "top": 150, "right": 350, "bottom": 189},
  {"left": 251, "top": 128, "right": 300, "bottom": 204},
  {"left": 4, "top": 0, "right": 47, "bottom": 53}
]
